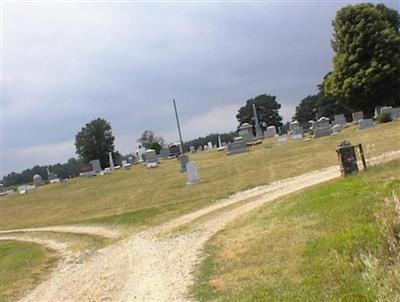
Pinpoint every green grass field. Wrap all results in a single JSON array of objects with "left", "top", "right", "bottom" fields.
[
  {"left": 193, "top": 160, "right": 400, "bottom": 302},
  {"left": 0, "top": 240, "right": 57, "bottom": 302},
  {"left": 1, "top": 121, "right": 399, "bottom": 231}
]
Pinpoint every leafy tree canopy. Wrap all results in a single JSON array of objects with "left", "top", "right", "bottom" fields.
[
  {"left": 75, "top": 118, "right": 115, "bottom": 169},
  {"left": 138, "top": 130, "right": 166, "bottom": 150},
  {"left": 236, "top": 94, "right": 283, "bottom": 131},
  {"left": 323, "top": 3, "right": 400, "bottom": 116}
]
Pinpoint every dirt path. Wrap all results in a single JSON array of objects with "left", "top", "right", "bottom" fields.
[{"left": 15, "top": 151, "right": 400, "bottom": 302}]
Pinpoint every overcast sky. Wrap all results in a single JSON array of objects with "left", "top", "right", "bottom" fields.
[{"left": 2, "top": 0, "right": 398, "bottom": 175}]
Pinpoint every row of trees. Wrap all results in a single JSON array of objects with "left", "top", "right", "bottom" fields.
[{"left": 3, "top": 158, "right": 84, "bottom": 187}]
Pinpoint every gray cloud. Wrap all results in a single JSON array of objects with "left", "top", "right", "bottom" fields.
[{"left": 3, "top": 1, "right": 397, "bottom": 175}]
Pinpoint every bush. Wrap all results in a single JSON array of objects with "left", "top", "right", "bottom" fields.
[{"left": 377, "top": 112, "right": 392, "bottom": 123}]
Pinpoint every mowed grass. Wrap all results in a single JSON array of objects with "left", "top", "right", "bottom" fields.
[
  {"left": 1, "top": 121, "right": 399, "bottom": 231},
  {"left": 193, "top": 160, "right": 400, "bottom": 302},
  {"left": 0, "top": 240, "right": 58, "bottom": 302}
]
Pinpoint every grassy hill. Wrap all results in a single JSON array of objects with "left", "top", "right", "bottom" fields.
[
  {"left": 1, "top": 121, "right": 399, "bottom": 231},
  {"left": 193, "top": 160, "right": 400, "bottom": 302}
]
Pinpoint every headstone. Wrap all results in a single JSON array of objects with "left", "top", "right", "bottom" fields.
[
  {"left": 314, "top": 117, "right": 331, "bottom": 138},
  {"left": 264, "top": 126, "right": 277, "bottom": 138},
  {"left": 121, "top": 160, "right": 131, "bottom": 168},
  {"left": 158, "top": 148, "right": 170, "bottom": 159},
  {"left": 144, "top": 149, "right": 159, "bottom": 168},
  {"left": 226, "top": 137, "right": 248, "bottom": 155},
  {"left": 18, "top": 184, "right": 36, "bottom": 194},
  {"left": 218, "top": 135, "right": 222, "bottom": 148},
  {"left": 381, "top": 106, "right": 400, "bottom": 119},
  {"left": 136, "top": 144, "right": 146, "bottom": 162},
  {"left": 336, "top": 140, "right": 358, "bottom": 176},
  {"left": 168, "top": 144, "right": 181, "bottom": 158},
  {"left": 291, "top": 127, "right": 304, "bottom": 140},
  {"left": 352, "top": 111, "right": 364, "bottom": 123},
  {"left": 81, "top": 164, "right": 92, "bottom": 173},
  {"left": 189, "top": 146, "right": 195, "bottom": 153},
  {"left": 331, "top": 124, "right": 342, "bottom": 134},
  {"left": 333, "top": 114, "right": 347, "bottom": 128},
  {"left": 89, "top": 159, "right": 102, "bottom": 172},
  {"left": 358, "top": 118, "right": 374, "bottom": 130},
  {"left": 178, "top": 154, "right": 189, "bottom": 172},
  {"left": 186, "top": 161, "right": 201, "bottom": 185},
  {"left": 277, "top": 135, "right": 288, "bottom": 143},
  {"left": 109, "top": 152, "right": 115, "bottom": 170},
  {"left": 32, "top": 174, "right": 44, "bottom": 186},
  {"left": 238, "top": 123, "right": 254, "bottom": 142},
  {"left": 207, "top": 141, "right": 213, "bottom": 149},
  {"left": 289, "top": 120, "right": 300, "bottom": 132},
  {"left": 48, "top": 172, "right": 58, "bottom": 181},
  {"left": 79, "top": 171, "right": 96, "bottom": 177}
]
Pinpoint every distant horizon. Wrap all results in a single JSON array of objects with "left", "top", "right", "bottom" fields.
[{"left": 3, "top": 1, "right": 398, "bottom": 175}]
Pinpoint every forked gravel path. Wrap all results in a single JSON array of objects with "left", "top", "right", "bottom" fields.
[{"left": 5, "top": 150, "right": 399, "bottom": 302}]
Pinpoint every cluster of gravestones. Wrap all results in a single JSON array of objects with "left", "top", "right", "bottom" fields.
[{"left": 22, "top": 167, "right": 64, "bottom": 195}]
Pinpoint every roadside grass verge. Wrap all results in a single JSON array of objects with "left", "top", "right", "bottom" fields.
[
  {"left": 0, "top": 240, "right": 58, "bottom": 302},
  {"left": 2, "top": 231, "right": 113, "bottom": 253},
  {"left": 193, "top": 160, "right": 400, "bottom": 302},
  {"left": 1, "top": 121, "right": 399, "bottom": 231}
]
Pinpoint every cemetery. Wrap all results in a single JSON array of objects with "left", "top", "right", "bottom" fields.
[{"left": 2, "top": 3, "right": 400, "bottom": 301}]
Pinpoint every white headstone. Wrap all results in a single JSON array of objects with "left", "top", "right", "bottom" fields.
[
  {"left": 265, "top": 126, "right": 277, "bottom": 138},
  {"left": 186, "top": 161, "right": 201, "bottom": 185},
  {"left": 109, "top": 152, "right": 115, "bottom": 170}
]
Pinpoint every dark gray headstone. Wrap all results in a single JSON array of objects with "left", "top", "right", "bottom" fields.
[
  {"left": 226, "top": 138, "right": 248, "bottom": 155},
  {"left": 90, "top": 159, "right": 102, "bottom": 172}
]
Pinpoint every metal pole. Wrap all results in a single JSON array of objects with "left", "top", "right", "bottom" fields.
[{"left": 173, "top": 99, "right": 184, "bottom": 154}]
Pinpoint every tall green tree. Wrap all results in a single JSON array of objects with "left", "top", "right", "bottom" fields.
[
  {"left": 236, "top": 94, "right": 283, "bottom": 131},
  {"left": 323, "top": 3, "right": 400, "bottom": 116},
  {"left": 75, "top": 118, "right": 115, "bottom": 168}
]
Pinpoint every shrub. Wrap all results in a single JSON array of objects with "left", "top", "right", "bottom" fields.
[{"left": 377, "top": 112, "right": 392, "bottom": 123}]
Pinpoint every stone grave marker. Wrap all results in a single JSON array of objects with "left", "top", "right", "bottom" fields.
[
  {"left": 109, "top": 152, "right": 115, "bottom": 170},
  {"left": 333, "top": 114, "right": 347, "bottom": 128},
  {"left": 238, "top": 123, "right": 254, "bottom": 143},
  {"left": 158, "top": 148, "right": 170, "bottom": 159},
  {"left": 144, "top": 149, "right": 159, "bottom": 168},
  {"left": 352, "top": 111, "right": 364, "bottom": 123},
  {"left": 291, "top": 127, "right": 304, "bottom": 140},
  {"left": 265, "top": 126, "right": 277, "bottom": 138},
  {"left": 358, "top": 119, "right": 374, "bottom": 130},
  {"left": 207, "top": 141, "right": 213, "bottom": 149},
  {"left": 331, "top": 124, "right": 342, "bottom": 134},
  {"left": 289, "top": 120, "right": 300, "bottom": 132},
  {"left": 226, "top": 137, "right": 248, "bottom": 155},
  {"left": 314, "top": 117, "right": 331, "bottom": 138},
  {"left": 186, "top": 161, "right": 201, "bottom": 185},
  {"left": 33, "top": 174, "right": 44, "bottom": 186},
  {"left": 90, "top": 159, "right": 102, "bottom": 172}
]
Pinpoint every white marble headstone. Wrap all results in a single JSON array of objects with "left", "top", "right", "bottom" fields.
[{"left": 186, "top": 161, "right": 201, "bottom": 185}]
